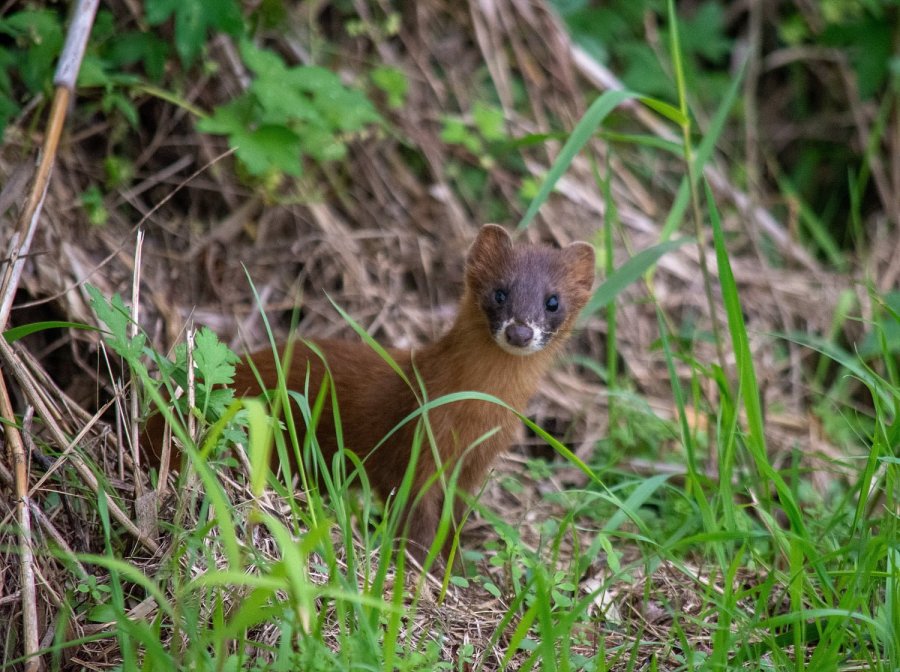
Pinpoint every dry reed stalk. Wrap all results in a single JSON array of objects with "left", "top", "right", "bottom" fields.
[
  {"left": 0, "top": 2, "right": 100, "bottom": 668},
  {"left": 0, "top": 382, "right": 41, "bottom": 671},
  {"left": 129, "top": 231, "right": 145, "bottom": 499},
  {"left": 0, "top": 336, "right": 160, "bottom": 554}
]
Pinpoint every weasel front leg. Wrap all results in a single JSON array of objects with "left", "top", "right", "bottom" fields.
[
  {"left": 403, "top": 488, "right": 471, "bottom": 569},
  {"left": 403, "top": 488, "right": 443, "bottom": 564}
]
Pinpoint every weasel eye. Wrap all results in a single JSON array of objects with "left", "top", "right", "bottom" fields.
[
  {"left": 494, "top": 289, "right": 508, "bottom": 305},
  {"left": 545, "top": 294, "right": 559, "bottom": 312}
]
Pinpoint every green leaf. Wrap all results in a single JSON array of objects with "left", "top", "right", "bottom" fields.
[
  {"left": 198, "top": 96, "right": 305, "bottom": 175},
  {"left": 231, "top": 124, "right": 303, "bottom": 176},
  {"left": 638, "top": 96, "right": 688, "bottom": 126},
  {"left": 473, "top": 102, "right": 507, "bottom": 142},
  {"left": 145, "top": 0, "right": 242, "bottom": 66},
  {"left": 371, "top": 65, "right": 408, "bottom": 109},
  {"left": 198, "top": 40, "right": 381, "bottom": 176},
  {"left": 107, "top": 32, "right": 170, "bottom": 82},
  {"left": 145, "top": 0, "right": 179, "bottom": 25},
  {"left": 192, "top": 327, "right": 240, "bottom": 387},
  {"left": 297, "top": 125, "right": 345, "bottom": 164},
  {"left": 441, "top": 117, "right": 483, "bottom": 154},
  {"left": 81, "top": 185, "right": 109, "bottom": 226},
  {"left": 103, "top": 91, "right": 139, "bottom": 128},
  {"left": 823, "top": 18, "right": 893, "bottom": 99},
  {"left": 581, "top": 238, "right": 694, "bottom": 317},
  {"left": 196, "top": 96, "right": 254, "bottom": 135},
  {"left": 0, "top": 10, "right": 63, "bottom": 94},
  {"left": 678, "top": 1, "right": 731, "bottom": 61},
  {"left": 318, "top": 86, "right": 380, "bottom": 131},
  {"left": 86, "top": 285, "right": 145, "bottom": 363},
  {"left": 619, "top": 42, "right": 674, "bottom": 100},
  {"left": 76, "top": 56, "right": 111, "bottom": 88},
  {"left": 239, "top": 37, "right": 287, "bottom": 75},
  {"left": 87, "top": 603, "right": 118, "bottom": 623},
  {"left": 242, "top": 42, "right": 380, "bottom": 130},
  {"left": 0, "top": 94, "right": 18, "bottom": 136},
  {"left": 173, "top": 1, "right": 211, "bottom": 66}
]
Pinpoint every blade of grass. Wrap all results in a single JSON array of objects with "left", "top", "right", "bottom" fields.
[
  {"left": 579, "top": 238, "right": 694, "bottom": 319},
  {"left": 707, "top": 180, "right": 839, "bottom": 602},
  {"left": 2, "top": 320, "right": 101, "bottom": 343},
  {"left": 517, "top": 89, "right": 638, "bottom": 231},
  {"left": 596, "top": 153, "right": 619, "bottom": 438},
  {"left": 655, "top": 307, "right": 721, "bottom": 565},
  {"left": 658, "top": 55, "right": 747, "bottom": 242}
]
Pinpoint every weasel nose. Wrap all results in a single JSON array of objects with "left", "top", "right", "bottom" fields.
[{"left": 505, "top": 323, "right": 534, "bottom": 347}]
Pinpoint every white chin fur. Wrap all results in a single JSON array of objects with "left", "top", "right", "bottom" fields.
[{"left": 493, "top": 319, "right": 548, "bottom": 356}]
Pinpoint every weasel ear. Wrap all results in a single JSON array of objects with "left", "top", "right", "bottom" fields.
[
  {"left": 467, "top": 223, "right": 513, "bottom": 269},
  {"left": 563, "top": 241, "right": 596, "bottom": 294}
]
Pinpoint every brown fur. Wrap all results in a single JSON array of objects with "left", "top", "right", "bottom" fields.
[{"left": 144, "top": 224, "right": 595, "bottom": 559}]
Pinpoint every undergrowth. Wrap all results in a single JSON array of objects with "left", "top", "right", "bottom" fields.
[{"left": 1, "top": 0, "right": 898, "bottom": 670}]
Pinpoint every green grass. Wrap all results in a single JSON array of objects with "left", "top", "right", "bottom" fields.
[
  {"left": 6, "top": 6, "right": 899, "bottom": 671},
  {"left": 23, "top": 151, "right": 896, "bottom": 670}
]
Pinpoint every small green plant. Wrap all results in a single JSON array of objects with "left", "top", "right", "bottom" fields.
[
  {"left": 0, "top": 8, "right": 64, "bottom": 132},
  {"left": 440, "top": 101, "right": 508, "bottom": 164},
  {"left": 80, "top": 186, "right": 108, "bottom": 227},
  {"left": 74, "top": 574, "right": 112, "bottom": 615},
  {"left": 551, "top": 0, "right": 733, "bottom": 106},
  {"left": 197, "top": 39, "right": 382, "bottom": 178},
  {"left": 439, "top": 100, "right": 526, "bottom": 221},
  {"left": 144, "top": 0, "right": 243, "bottom": 67},
  {"left": 370, "top": 65, "right": 408, "bottom": 109}
]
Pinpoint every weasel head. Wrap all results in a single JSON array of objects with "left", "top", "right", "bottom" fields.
[{"left": 464, "top": 224, "right": 596, "bottom": 356}]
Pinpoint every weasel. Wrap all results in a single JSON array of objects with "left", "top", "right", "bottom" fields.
[{"left": 145, "top": 224, "right": 595, "bottom": 560}]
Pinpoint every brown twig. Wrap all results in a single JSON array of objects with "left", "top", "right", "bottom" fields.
[
  {"left": 0, "top": 86, "right": 69, "bottom": 331},
  {"left": 0, "top": 385, "right": 40, "bottom": 672},
  {"left": 0, "top": 332, "right": 159, "bottom": 556}
]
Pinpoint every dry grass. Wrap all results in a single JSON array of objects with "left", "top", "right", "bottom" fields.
[{"left": 0, "top": 0, "right": 893, "bottom": 669}]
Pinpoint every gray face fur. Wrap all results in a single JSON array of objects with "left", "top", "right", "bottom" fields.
[
  {"left": 476, "top": 246, "right": 574, "bottom": 356},
  {"left": 465, "top": 224, "right": 595, "bottom": 357}
]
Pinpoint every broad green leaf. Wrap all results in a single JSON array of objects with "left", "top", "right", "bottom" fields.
[
  {"left": 86, "top": 285, "right": 145, "bottom": 363},
  {"left": 231, "top": 124, "right": 303, "bottom": 176},
  {"left": 473, "top": 102, "right": 506, "bottom": 141},
  {"left": 146, "top": 0, "right": 241, "bottom": 65},
  {"left": 197, "top": 96, "right": 253, "bottom": 135}
]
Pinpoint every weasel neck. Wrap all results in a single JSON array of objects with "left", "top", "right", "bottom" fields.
[{"left": 415, "top": 294, "right": 558, "bottom": 410}]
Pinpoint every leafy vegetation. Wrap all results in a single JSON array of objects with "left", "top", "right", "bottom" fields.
[
  {"left": 1, "top": 0, "right": 898, "bottom": 670},
  {"left": 554, "top": 0, "right": 900, "bottom": 254}
]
